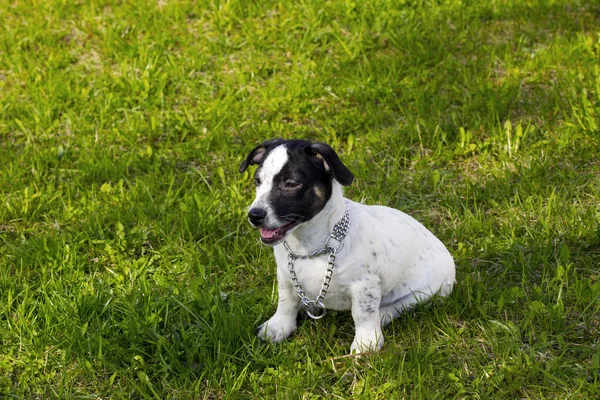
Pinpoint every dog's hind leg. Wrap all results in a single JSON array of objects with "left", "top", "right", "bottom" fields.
[
  {"left": 379, "top": 293, "right": 424, "bottom": 326},
  {"left": 380, "top": 255, "right": 455, "bottom": 326},
  {"left": 379, "top": 280, "right": 453, "bottom": 326}
]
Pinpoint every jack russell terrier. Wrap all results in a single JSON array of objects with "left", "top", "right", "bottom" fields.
[{"left": 239, "top": 139, "right": 455, "bottom": 353}]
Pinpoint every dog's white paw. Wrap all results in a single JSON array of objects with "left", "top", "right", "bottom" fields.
[
  {"left": 350, "top": 328, "right": 384, "bottom": 354},
  {"left": 257, "top": 315, "right": 296, "bottom": 343}
]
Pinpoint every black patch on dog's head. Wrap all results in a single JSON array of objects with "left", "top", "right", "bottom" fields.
[
  {"left": 308, "top": 142, "right": 354, "bottom": 186},
  {"left": 240, "top": 139, "right": 354, "bottom": 227}
]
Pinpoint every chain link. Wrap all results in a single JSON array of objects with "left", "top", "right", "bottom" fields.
[{"left": 283, "top": 210, "right": 349, "bottom": 319}]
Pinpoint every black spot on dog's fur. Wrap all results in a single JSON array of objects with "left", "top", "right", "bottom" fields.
[{"left": 359, "top": 301, "right": 376, "bottom": 314}]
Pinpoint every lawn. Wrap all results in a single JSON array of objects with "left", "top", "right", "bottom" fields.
[{"left": 1, "top": 0, "right": 599, "bottom": 398}]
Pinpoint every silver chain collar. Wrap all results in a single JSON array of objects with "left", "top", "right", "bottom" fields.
[{"left": 282, "top": 210, "right": 350, "bottom": 319}]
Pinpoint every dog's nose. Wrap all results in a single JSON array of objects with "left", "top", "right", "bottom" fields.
[{"left": 248, "top": 207, "right": 267, "bottom": 226}]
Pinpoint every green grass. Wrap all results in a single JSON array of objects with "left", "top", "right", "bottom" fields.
[{"left": 1, "top": 0, "right": 599, "bottom": 398}]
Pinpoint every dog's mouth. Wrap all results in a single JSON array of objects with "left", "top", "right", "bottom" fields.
[{"left": 259, "top": 220, "right": 300, "bottom": 245}]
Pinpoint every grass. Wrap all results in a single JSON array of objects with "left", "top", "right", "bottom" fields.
[{"left": 1, "top": 0, "right": 599, "bottom": 398}]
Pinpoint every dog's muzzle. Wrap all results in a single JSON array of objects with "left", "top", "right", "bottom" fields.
[{"left": 247, "top": 207, "right": 300, "bottom": 245}]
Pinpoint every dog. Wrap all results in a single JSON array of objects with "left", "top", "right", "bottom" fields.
[{"left": 239, "top": 139, "right": 455, "bottom": 353}]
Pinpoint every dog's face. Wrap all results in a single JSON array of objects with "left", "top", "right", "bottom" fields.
[{"left": 239, "top": 139, "right": 354, "bottom": 245}]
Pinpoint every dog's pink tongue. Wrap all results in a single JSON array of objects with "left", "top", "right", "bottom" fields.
[{"left": 260, "top": 227, "right": 280, "bottom": 239}]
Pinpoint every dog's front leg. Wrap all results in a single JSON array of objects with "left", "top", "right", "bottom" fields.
[
  {"left": 258, "top": 273, "right": 300, "bottom": 343},
  {"left": 349, "top": 275, "right": 384, "bottom": 353}
]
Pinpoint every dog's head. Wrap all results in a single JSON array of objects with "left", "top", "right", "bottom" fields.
[{"left": 239, "top": 139, "right": 354, "bottom": 245}]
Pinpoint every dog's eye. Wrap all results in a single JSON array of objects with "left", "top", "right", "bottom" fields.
[
  {"left": 284, "top": 180, "right": 301, "bottom": 190},
  {"left": 254, "top": 176, "right": 261, "bottom": 186}
]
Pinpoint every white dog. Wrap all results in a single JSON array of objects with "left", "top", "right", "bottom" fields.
[{"left": 239, "top": 139, "right": 455, "bottom": 353}]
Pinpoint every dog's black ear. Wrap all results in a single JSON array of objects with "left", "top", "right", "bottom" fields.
[
  {"left": 308, "top": 142, "right": 354, "bottom": 186},
  {"left": 239, "top": 138, "right": 285, "bottom": 173}
]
